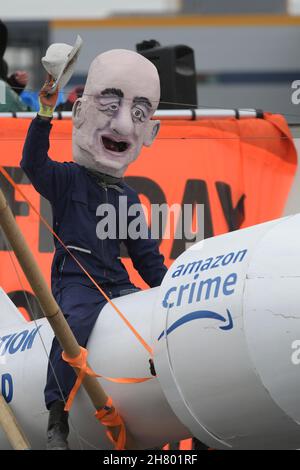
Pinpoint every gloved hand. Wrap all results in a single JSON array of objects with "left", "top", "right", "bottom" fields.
[{"left": 38, "top": 73, "right": 58, "bottom": 119}]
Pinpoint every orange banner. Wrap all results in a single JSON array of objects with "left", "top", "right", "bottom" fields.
[{"left": 0, "top": 114, "right": 296, "bottom": 319}]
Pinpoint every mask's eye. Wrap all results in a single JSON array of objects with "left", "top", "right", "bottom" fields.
[
  {"left": 99, "top": 102, "right": 120, "bottom": 115},
  {"left": 95, "top": 96, "right": 120, "bottom": 114},
  {"left": 107, "top": 103, "right": 119, "bottom": 112},
  {"left": 132, "top": 106, "right": 146, "bottom": 121}
]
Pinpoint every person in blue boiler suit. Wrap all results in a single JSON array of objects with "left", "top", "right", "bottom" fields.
[{"left": 21, "top": 49, "right": 167, "bottom": 450}]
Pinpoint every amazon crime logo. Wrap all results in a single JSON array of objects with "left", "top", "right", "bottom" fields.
[{"left": 157, "top": 249, "right": 247, "bottom": 339}]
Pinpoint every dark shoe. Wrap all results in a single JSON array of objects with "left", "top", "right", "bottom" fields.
[{"left": 46, "top": 400, "right": 69, "bottom": 450}]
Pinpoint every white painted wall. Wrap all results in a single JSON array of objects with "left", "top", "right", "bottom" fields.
[
  {"left": 52, "top": 25, "right": 300, "bottom": 74},
  {"left": 1, "top": 0, "right": 180, "bottom": 21}
]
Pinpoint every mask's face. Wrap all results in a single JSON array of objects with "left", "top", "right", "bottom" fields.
[{"left": 72, "top": 49, "right": 160, "bottom": 176}]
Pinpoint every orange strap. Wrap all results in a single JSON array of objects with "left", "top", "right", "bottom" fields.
[
  {"left": 0, "top": 165, "right": 153, "bottom": 357},
  {"left": 62, "top": 346, "right": 152, "bottom": 411},
  {"left": 62, "top": 347, "right": 99, "bottom": 411},
  {"left": 95, "top": 397, "right": 126, "bottom": 450}
]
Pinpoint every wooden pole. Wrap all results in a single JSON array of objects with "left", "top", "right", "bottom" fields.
[
  {"left": 0, "top": 394, "right": 30, "bottom": 450},
  {"left": 0, "top": 187, "right": 131, "bottom": 448}
]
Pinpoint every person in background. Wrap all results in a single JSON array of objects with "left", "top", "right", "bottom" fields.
[
  {"left": 56, "top": 85, "right": 84, "bottom": 112},
  {"left": 0, "top": 19, "right": 30, "bottom": 112},
  {"left": 7, "top": 70, "right": 29, "bottom": 96}
]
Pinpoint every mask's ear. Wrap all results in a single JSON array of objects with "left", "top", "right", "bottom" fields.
[
  {"left": 72, "top": 98, "right": 85, "bottom": 129},
  {"left": 143, "top": 120, "right": 160, "bottom": 147}
]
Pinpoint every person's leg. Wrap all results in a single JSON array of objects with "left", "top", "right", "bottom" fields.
[
  {"left": 46, "top": 400, "right": 69, "bottom": 450},
  {"left": 45, "top": 284, "right": 106, "bottom": 450}
]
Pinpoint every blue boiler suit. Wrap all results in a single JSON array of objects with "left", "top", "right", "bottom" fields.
[{"left": 21, "top": 116, "right": 167, "bottom": 408}]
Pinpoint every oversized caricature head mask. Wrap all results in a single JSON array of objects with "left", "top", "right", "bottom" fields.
[{"left": 72, "top": 49, "right": 161, "bottom": 177}]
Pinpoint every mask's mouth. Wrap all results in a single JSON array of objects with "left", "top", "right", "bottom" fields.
[{"left": 102, "top": 136, "right": 130, "bottom": 153}]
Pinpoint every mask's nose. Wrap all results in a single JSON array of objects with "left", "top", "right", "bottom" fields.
[{"left": 110, "top": 104, "right": 134, "bottom": 136}]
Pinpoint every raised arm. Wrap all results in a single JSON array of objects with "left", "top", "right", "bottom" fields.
[{"left": 20, "top": 76, "right": 73, "bottom": 202}]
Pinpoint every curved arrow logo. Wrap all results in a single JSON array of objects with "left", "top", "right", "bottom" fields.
[{"left": 158, "top": 309, "right": 233, "bottom": 341}]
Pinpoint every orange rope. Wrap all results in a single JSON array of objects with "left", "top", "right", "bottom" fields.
[
  {"left": 95, "top": 397, "right": 126, "bottom": 450},
  {"left": 62, "top": 346, "right": 152, "bottom": 411},
  {"left": 0, "top": 165, "right": 153, "bottom": 356}
]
